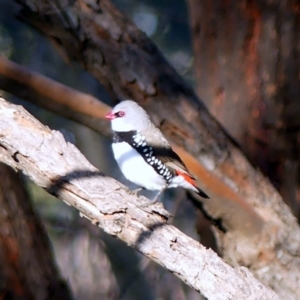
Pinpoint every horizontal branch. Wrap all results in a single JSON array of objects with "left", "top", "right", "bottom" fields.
[
  {"left": 0, "top": 57, "right": 111, "bottom": 118},
  {"left": 0, "top": 56, "right": 112, "bottom": 137},
  {"left": 0, "top": 97, "right": 278, "bottom": 299}
]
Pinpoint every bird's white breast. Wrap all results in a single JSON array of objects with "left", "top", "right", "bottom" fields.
[{"left": 112, "top": 142, "right": 166, "bottom": 190}]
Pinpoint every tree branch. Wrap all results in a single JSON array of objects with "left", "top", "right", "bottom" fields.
[
  {"left": 0, "top": 97, "right": 279, "bottom": 299},
  {"left": 0, "top": 56, "right": 112, "bottom": 137}
]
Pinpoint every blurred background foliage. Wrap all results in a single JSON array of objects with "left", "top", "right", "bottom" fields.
[{"left": 0, "top": 1, "right": 204, "bottom": 299}]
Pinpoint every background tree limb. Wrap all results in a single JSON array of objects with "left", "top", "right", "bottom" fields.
[
  {"left": 0, "top": 163, "right": 73, "bottom": 300},
  {"left": 0, "top": 56, "right": 112, "bottom": 137}
]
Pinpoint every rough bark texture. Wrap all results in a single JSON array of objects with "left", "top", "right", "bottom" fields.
[
  {"left": 0, "top": 97, "right": 279, "bottom": 300},
  {"left": 7, "top": 0, "right": 300, "bottom": 298},
  {"left": 0, "top": 163, "right": 73, "bottom": 300},
  {"left": 188, "top": 0, "right": 300, "bottom": 215}
]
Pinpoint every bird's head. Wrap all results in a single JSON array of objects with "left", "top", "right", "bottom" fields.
[{"left": 105, "top": 100, "right": 152, "bottom": 132}]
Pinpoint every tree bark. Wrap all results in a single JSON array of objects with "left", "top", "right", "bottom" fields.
[
  {"left": 0, "top": 97, "right": 279, "bottom": 300},
  {"left": 0, "top": 163, "right": 73, "bottom": 300},
  {"left": 6, "top": 0, "right": 300, "bottom": 298}
]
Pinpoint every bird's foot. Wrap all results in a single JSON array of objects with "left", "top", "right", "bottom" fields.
[
  {"left": 137, "top": 189, "right": 164, "bottom": 208},
  {"left": 128, "top": 187, "right": 143, "bottom": 196},
  {"left": 138, "top": 197, "right": 159, "bottom": 208}
]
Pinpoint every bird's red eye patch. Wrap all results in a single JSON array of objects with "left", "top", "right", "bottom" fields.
[{"left": 116, "top": 111, "right": 125, "bottom": 117}]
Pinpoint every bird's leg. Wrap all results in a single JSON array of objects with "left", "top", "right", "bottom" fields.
[
  {"left": 128, "top": 187, "right": 144, "bottom": 196},
  {"left": 138, "top": 187, "right": 166, "bottom": 208},
  {"left": 151, "top": 188, "right": 165, "bottom": 204}
]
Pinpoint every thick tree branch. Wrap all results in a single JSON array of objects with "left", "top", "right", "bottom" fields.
[{"left": 0, "top": 97, "right": 279, "bottom": 300}]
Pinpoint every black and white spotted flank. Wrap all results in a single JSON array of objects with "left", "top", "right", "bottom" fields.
[{"left": 113, "top": 131, "right": 174, "bottom": 183}]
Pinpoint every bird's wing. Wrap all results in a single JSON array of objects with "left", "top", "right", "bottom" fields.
[
  {"left": 142, "top": 127, "right": 192, "bottom": 174},
  {"left": 142, "top": 126, "right": 171, "bottom": 148},
  {"left": 160, "top": 150, "right": 209, "bottom": 198},
  {"left": 142, "top": 127, "right": 196, "bottom": 178},
  {"left": 142, "top": 127, "right": 209, "bottom": 199}
]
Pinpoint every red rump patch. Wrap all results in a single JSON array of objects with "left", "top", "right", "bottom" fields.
[{"left": 175, "top": 170, "right": 197, "bottom": 187}]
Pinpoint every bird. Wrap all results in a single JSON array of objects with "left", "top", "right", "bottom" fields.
[{"left": 105, "top": 100, "right": 209, "bottom": 206}]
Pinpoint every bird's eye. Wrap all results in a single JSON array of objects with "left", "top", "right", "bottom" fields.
[{"left": 116, "top": 111, "right": 125, "bottom": 117}]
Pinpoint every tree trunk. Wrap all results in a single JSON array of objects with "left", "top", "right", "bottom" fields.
[
  {"left": 188, "top": 0, "right": 300, "bottom": 215},
  {"left": 0, "top": 163, "right": 73, "bottom": 300}
]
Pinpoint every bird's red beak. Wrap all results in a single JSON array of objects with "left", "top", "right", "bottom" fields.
[{"left": 105, "top": 112, "right": 115, "bottom": 120}]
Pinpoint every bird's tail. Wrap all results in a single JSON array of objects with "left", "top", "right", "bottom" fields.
[
  {"left": 175, "top": 170, "right": 209, "bottom": 199},
  {"left": 196, "top": 187, "right": 209, "bottom": 199}
]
